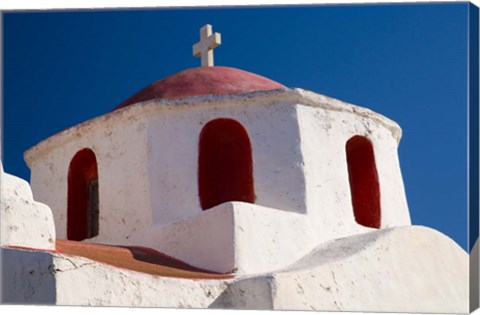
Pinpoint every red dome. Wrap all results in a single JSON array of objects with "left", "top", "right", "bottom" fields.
[{"left": 114, "top": 66, "right": 285, "bottom": 110}]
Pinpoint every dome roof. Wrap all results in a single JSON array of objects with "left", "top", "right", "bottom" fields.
[{"left": 114, "top": 66, "right": 286, "bottom": 110}]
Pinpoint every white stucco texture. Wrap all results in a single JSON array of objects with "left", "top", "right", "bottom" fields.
[
  {"left": 1, "top": 246, "right": 233, "bottom": 306},
  {"left": 148, "top": 201, "right": 317, "bottom": 274},
  {"left": 1, "top": 225, "right": 468, "bottom": 312},
  {"left": 1, "top": 165, "right": 55, "bottom": 250},
  {"left": 216, "top": 226, "right": 469, "bottom": 313},
  {"left": 24, "top": 88, "right": 410, "bottom": 274},
  {"left": 1, "top": 248, "right": 56, "bottom": 304}
]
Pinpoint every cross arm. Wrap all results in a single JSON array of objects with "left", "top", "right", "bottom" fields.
[{"left": 192, "top": 33, "right": 221, "bottom": 57}]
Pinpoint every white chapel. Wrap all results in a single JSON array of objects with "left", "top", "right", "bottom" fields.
[{"left": 1, "top": 25, "right": 468, "bottom": 312}]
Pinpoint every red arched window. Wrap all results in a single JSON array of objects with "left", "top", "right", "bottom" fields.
[
  {"left": 346, "top": 136, "right": 381, "bottom": 228},
  {"left": 67, "top": 148, "right": 99, "bottom": 241},
  {"left": 198, "top": 118, "right": 255, "bottom": 210}
]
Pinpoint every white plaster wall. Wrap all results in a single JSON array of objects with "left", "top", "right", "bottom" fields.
[
  {"left": 1, "top": 247, "right": 234, "bottom": 307},
  {"left": 209, "top": 276, "right": 275, "bottom": 309},
  {"left": 147, "top": 202, "right": 236, "bottom": 274},
  {"left": 26, "top": 112, "right": 151, "bottom": 246},
  {"left": 2, "top": 225, "right": 467, "bottom": 311},
  {"left": 52, "top": 253, "right": 233, "bottom": 307},
  {"left": 213, "top": 227, "right": 468, "bottom": 312},
  {"left": 232, "top": 202, "right": 316, "bottom": 275},
  {"left": 25, "top": 88, "right": 407, "bottom": 266},
  {"left": 296, "top": 104, "right": 410, "bottom": 245},
  {"left": 140, "top": 202, "right": 316, "bottom": 275},
  {"left": 147, "top": 101, "right": 306, "bottom": 226},
  {"left": 269, "top": 226, "right": 468, "bottom": 313},
  {"left": 1, "top": 248, "right": 56, "bottom": 304},
  {"left": 17, "top": 88, "right": 465, "bottom": 311},
  {"left": 296, "top": 105, "right": 361, "bottom": 243},
  {"left": 1, "top": 166, "right": 55, "bottom": 250},
  {"left": 371, "top": 122, "right": 411, "bottom": 227}
]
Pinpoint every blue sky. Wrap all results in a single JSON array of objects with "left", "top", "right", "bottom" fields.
[{"left": 3, "top": 3, "right": 473, "bottom": 250}]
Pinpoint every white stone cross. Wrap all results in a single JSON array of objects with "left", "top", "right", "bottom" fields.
[{"left": 193, "top": 24, "right": 221, "bottom": 67}]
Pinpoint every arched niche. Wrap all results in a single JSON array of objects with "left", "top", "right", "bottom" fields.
[
  {"left": 346, "top": 136, "right": 381, "bottom": 228},
  {"left": 198, "top": 118, "right": 255, "bottom": 210},
  {"left": 67, "top": 148, "right": 99, "bottom": 240}
]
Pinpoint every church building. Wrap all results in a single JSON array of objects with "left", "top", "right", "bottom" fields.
[
  {"left": 24, "top": 24, "right": 410, "bottom": 274},
  {"left": 1, "top": 24, "right": 468, "bottom": 312}
]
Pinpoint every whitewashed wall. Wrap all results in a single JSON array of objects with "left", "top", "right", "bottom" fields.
[
  {"left": 147, "top": 101, "right": 306, "bottom": 226},
  {"left": 26, "top": 111, "right": 151, "bottom": 245},
  {"left": 25, "top": 88, "right": 410, "bottom": 274},
  {"left": 1, "top": 165, "right": 55, "bottom": 250},
  {"left": 1, "top": 225, "right": 467, "bottom": 311},
  {"left": 143, "top": 201, "right": 316, "bottom": 274},
  {"left": 296, "top": 103, "right": 411, "bottom": 245}
]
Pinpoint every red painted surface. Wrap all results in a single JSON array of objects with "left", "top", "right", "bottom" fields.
[
  {"left": 114, "top": 66, "right": 286, "bottom": 110},
  {"left": 346, "top": 136, "right": 381, "bottom": 229},
  {"left": 67, "top": 148, "right": 99, "bottom": 241},
  {"left": 198, "top": 118, "right": 255, "bottom": 210},
  {"left": 55, "top": 240, "right": 232, "bottom": 279}
]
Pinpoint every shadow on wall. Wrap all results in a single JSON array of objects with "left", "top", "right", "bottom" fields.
[
  {"left": 1, "top": 248, "right": 56, "bottom": 305},
  {"left": 209, "top": 277, "right": 274, "bottom": 310}
]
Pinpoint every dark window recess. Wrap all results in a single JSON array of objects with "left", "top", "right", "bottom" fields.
[
  {"left": 87, "top": 178, "right": 99, "bottom": 238},
  {"left": 198, "top": 118, "right": 255, "bottom": 210},
  {"left": 67, "top": 148, "right": 99, "bottom": 241},
  {"left": 346, "top": 136, "right": 381, "bottom": 229}
]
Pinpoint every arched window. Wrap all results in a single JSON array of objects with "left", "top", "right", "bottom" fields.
[
  {"left": 346, "top": 136, "right": 381, "bottom": 228},
  {"left": 198, "top": 118, "right": 255, "bottom": 210},
  {"left": 67, "top": 148, "right": 99, "bottom": 241}
]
